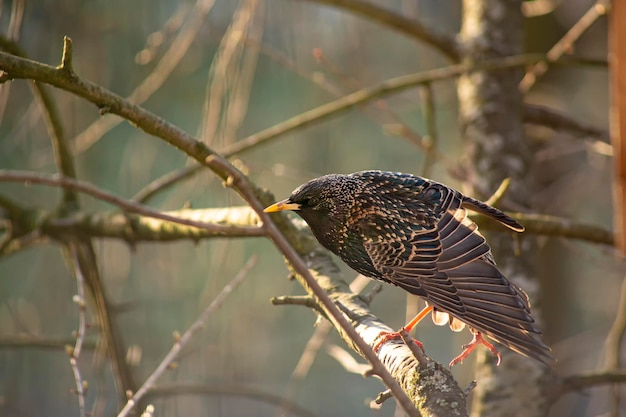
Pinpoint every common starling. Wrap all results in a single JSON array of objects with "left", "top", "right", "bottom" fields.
[{"left": 264, "top": 170, "right": 553, "bottom": 366}]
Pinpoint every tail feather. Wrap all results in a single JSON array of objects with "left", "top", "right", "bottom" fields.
[
  {"left": 443, "top": 261, "right": 553, "bottom": 364},
  {"left": 461, "top": 195, "right": 524, "bottom": 232}
]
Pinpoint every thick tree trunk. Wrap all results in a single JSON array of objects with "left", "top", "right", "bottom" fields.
[{"left": 457, "top": 1, "right": 551, "bottom": 416}]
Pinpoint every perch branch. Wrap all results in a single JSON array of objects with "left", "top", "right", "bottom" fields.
[{"left": 266, "top": 219, "right": 467, "bottom": 416}]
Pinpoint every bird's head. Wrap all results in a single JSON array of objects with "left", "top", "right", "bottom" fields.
[{"left": 264, "top": 174, "right": 362, "bottom": 241}]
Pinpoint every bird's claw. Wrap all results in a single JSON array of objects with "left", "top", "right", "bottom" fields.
[
  {"left": 373, "top": 328, "right": 424, "bottom": 353},
  {"left": 449, "top": 331, "right": 501, "bottom": 367}
]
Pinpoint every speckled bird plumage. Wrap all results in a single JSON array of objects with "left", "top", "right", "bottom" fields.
[{"left": 266, "top": 170, "right": 553, "bottom": 365}]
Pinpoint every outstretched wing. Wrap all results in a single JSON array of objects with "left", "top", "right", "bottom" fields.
[{"left": 362, "top": 182, "right": 552, "bottom": 363}]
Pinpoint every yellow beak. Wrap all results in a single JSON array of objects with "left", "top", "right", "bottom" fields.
[{"left": 263, "top": 199, "right": 301, "bottom": 213}]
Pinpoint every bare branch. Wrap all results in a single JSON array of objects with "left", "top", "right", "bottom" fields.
[
  {"left": 145, "top": 383, "right": 319, "bottom": 417},
  {"left": 553, "top": 369, "right": 626, "bottom": 399},
  {"left": 117, "top": 255, "right": 257, "bottom": 417},
  {"left": 484, "top": 178, "right": 511, "bottom": 207},
  {"left": 523, "top": 104, "right": 611, "bottom": 156},
  {"left": 200, "top": 0, "right": 263, "bottom": 146},
  {"left": 0, "top": 0, "right": 24, "bottom": 119},
  {"left": 514, "top": 213, "right": 613, "bottom": 245},
  {"left": 59, "top": 36, "right": 74, "bottom": 74},
  {"left": 66, "top": 240, "right": 136, "bottom": 404},
  {"left": 66, "top": 244, "right": 87, "bottom": 417},
  {"left": 132, "top": 164, "right": 203, "bottom": 204},
  {"left": 524, "top": 104, "right": 609, "bottom": 141},
  {"left": 311, "top": 47, "right": 437, "bottom": 164},
  {"left": 0, "top": 335, "right": 97, "bottom": 350},
  {"left": 519, "top": 0, "right": 610, "bottom": 92},
  {"left": 0, "top": 170, "right": 264, "bottom": 237},
  {"left": 222, "top": 54, "right": 547, "bottom": 158},
  {"left": 277, "top": 275, "right": 371, "bottom": 417},
  {"left": 44, "top": 207, "right": 263, "bottom": 242},
  {"left": 475, "top": 212, "right": 614, "bottom": 246},
  {"left": 325, "top": 344, "right": 371, "bottom": 375},
  {"left": 299, "top": 0, "right": 460, "bottom": 61},
  {"left": 0, "top": 34, "right": 79, "bottom": 207},
  {"left": 72, "top": 0, "right": 218, "bottom": 154}
]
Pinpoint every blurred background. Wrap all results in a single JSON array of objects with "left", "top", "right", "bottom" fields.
[{"left": 0, "top": 0, "right": 620, "bottom": 416}]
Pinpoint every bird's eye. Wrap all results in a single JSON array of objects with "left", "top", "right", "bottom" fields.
[{"left": 304, "top": 197, "right": 319, "bottom": 207}]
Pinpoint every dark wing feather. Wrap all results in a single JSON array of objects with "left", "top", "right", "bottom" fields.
[{"left": 362, "top": 184, "right": 553, "bottom": 364}]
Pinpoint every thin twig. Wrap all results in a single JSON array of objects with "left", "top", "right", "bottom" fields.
[
  {"left": 221, "top": 54, "right": 547, "bottom": 158},
  {"left": 519, "top": 0, "right": 610, "bottom": 92},
  {"left": 68, "top": 241, "right": 136, "bottom": 405},
  {"left": 271, "top": 295, "right": 321, "bottom": 311},
  {"left": 325, "top": 344, "right": 371, "bottom": 375},
  {"left": 0, "top": 335, "right": 97, "bottom": 350},
  {"left": 484, "top": 178, "right": 511, "bottom": 207},
  {"left": 523, "top": 104, "right": 610, "bottom": 143},
  {"left": 72, "top": 0, "right": 218, "bottom": 154},
  {"left": 132, "top": 164, "right": 204, "bottom": 203},
  {"left": 0, "top": 170, "right": 264, "bottom": 237},
  {"left": 0, "top": 34, "right": 79, "bottom": 207},
  {"left": 313, "top": 47, "right": 442, "bottom": 164},
  {"left": 59, "top": 36, "right": 74, "bottom": 74},
  {"left": 146, "top": 383, "right": 319, "bottom": 417},
  {"left": 277, "top": 275, "right": 371, "bottom": 417},
  {"left": 0, "top": 0, "right": 24, "bottom": 121},
  {"left": 116, "top": 255, "right": 258, "bottom": 417},
  {"left": 135, "top": 3, "right": 191, "bottom": 65},
  {"left": 200, "top": 0, "right": 262, "bottom": 147},
  {"left": 67, "top": 244, "right": 87, "bottom": 417}
]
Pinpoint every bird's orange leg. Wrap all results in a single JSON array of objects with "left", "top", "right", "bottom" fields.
[
  {"left": 373, "top": 305, "right": 433, "bottom": 352},
  {"left": 449, "top": 330, "right": 501, "bottom": 367}
]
